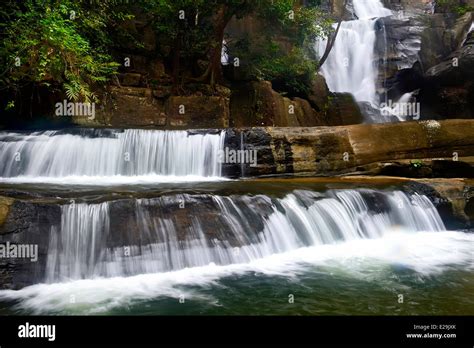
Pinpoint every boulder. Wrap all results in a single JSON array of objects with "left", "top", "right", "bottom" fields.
[
  {"left": 230, "top": 80, "right": 362, "bottom": 127},
  {"left": 230, "top": 81, "right": 324, "bottom": 127},
  {"left": 326, "top": 93, "right": 364, "bottom": 125}
]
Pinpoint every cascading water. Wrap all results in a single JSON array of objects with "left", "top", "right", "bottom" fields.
[
  {"left": 44, "top": 189, "right": 445, "bottom": 282},
  {"left": 2, "top": 185, "right": 473, "bottom": 315},
  {"left": 0, "top": 129, "right": 225, "bottom": 183},
  {"left": 316, "top": 0, "right": 392, "bottom": 120}
]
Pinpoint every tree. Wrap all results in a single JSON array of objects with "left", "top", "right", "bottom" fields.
[
  {"left": 0, "top": 0, "right": 128, "bottom": 110},
  {"left": 317, "top": 0, "right": 348, "bottom": 69},
  {"left": 225, "top": 0, "right": 332, "bottom": 95}
]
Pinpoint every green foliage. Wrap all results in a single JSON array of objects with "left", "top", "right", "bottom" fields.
[
  {"left": 0, "top": 0, "right": 331, "bottom": 106},
  {"left": 5, "top": 100, "right": 14, "bottom": 111},
  {"left": 231, "top": 1, "right": 331, "bottom": 96},
  {"left": 435, "top": 0, "right": 473, "bottom": 15},
  {"left": 247, "top": 42, "right": 318, "bottom": 95},
  {"left": 411, "top": 159, "right": 423, "bottom": 168},
  {"left": 0, "top": 0, "right": 123, "bottom": 103}
]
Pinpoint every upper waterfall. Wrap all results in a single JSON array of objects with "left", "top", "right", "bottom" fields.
[
  {"left": 0, "top": 129, "right": 225, "bottom": 184},
  {"left": 317, "top": 0, "right": 392, "bottom": 119},
  {"left": 353, "top": 0, "right": 392, "bottom": 19}
]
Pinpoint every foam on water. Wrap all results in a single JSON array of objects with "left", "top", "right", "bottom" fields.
[
  {"left": 42, "top": 190, "right": 445, "bottom": 282},
  {"left": 0, "top": 174, "right": 226, "bottom": 186},
  {"left": 1, "top": 230, "right": 472, "bottom": 314}
]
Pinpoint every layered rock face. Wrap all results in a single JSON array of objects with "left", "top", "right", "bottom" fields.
[
  {"left": 223, "top": 119, "right": 474, "bottom": 177},
  {"left": 71, "top": 77, "right": 363, "bottom": 129},
  {"left": 76, "top": 86, "right": 231, "bottom": 129}
]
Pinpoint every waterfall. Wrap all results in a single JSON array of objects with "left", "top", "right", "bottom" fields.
[
  {"left": 46, "top": 203, "right": 110, "bottom": 282},
  {"left": 0, "top": 129, "right": 225, "bottom": 182},
  {"left": 45, "top": 189, "right": 445, "bottom": 282},
  {"left": 317, "top": 0, "right": 392, "bottom": 116}
]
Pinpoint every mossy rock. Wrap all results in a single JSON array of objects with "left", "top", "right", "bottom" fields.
[{"left": 0, "top": 196, "right": 14, "bottom": 227}]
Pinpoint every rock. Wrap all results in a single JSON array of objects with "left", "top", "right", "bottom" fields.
[
  {"left": 225, "top": 119, "right": 474, "bottom": 177},
  {"left": 152, "top": 86, "right": 172, "bottom": 98},
  {"left": 0, "top": 196, "right": 13, "bottom": 227},
  {"left": 419, "top": 13, "right": 473, "bottom": 71},
  {"left": 230, "top": 81, "right": 335, "bottom": 127},
  {"left": 378, "top": 158, "right": 474, "bottom": 178},
  {"left": 383, "top": 0, "right": 429, "bottom": 12},
  {"left": 309, "top": 76, "right": 363, "bottom": 125},
  {"left": 0, "top": 199, "right": 61, "bottom": 289},
  {"left": 380, "top": 12, "right": 474, "bottom": 119},
  {"left": 308, "top": 74, "right": 330, "bottom": 107},
  {"left": 71, "top": 86, "right": 232, "bottom": 129},
  {"left": 166, "top": 96, "right": 230, "bottom": 128},
  {"left": 149, "top": 59, "right": 166, "bottom": 79},
  {"left": 406, "top": 178, "right": 474, "bottom": 228},
  {"left": 377, "top": 12, "right": 472, "bottom": 99},
  {"left": 417, "top": 22, "right": 474, "bottom": 119},
  {"left": 326, "top": 93, "right": 364, "bottom": 125},
  {"left": 116, "top": 10, "right": 156, "bottom": 53},
  {"left": 376, "top": 16, "right": 424, "bottom": 93},
  {"left": 117, "top": 55, "right": 169, "bottom": 82},
  {"left": 330, "top": 0, "right": 354, "bottom": 19},
  {"left": 118, "top": 73, "right": 142, "bottom": 87},
  {"left": 82, "top": 86, "right": 164, "bottom": 128},
  {"left": 142, "top": 26, "right": 156, "bottom": 52}
]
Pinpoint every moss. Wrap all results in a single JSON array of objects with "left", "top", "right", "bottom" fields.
[{"left": 0, "top": 196, "right": 13, "bottom": 227}]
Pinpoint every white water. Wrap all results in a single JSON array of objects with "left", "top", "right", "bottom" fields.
[
  {"left": 380, "top": 91, "right": 416, "bottom": 121},
  {"left": 43, "top": 189, "right": 444, "bottom": 282},
  {"left": 0, "top": 130, "right": 225, "bottom": 183},
  {"left": 0, "top": 187, "right": 468, "bottom": 314},
  {"left": 1, "top": 230, "right": 472, "bottom": 314},
  {"left": 317, "top": 0, "right": 392, "bottom": 108}
]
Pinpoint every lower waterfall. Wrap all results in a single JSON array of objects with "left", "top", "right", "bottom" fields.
[{"left": 45, "top": 189, "right": 445, "bottom": 282}]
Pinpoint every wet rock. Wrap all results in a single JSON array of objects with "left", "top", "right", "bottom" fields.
[
  {"left": 0, "top": 200, "right": 61, "bottom": 289},
  {"left": 404, "top": 179, "right": 474, "bottom": 228}
]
